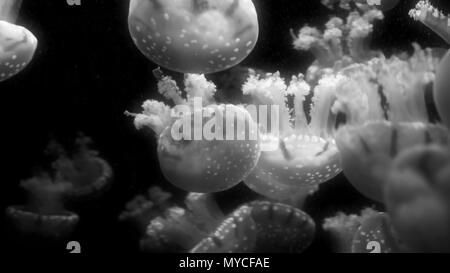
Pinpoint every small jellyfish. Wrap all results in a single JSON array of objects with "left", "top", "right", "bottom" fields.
[
  {"left": 351, "top": 211, "right": 402, "bottom": 253},
  {"left": 434, "top": 49, "right": 450, "bottom": 129},
  {"left": 242, "top": 71, "right": 342, "bottom": 201},
  {"left": 385, "top": 144, "right": 450, "bottom": 252},
  {"left": 127, "top": 72, "right": 261, "bottom": 193},
  {"left": 409, "top": 1, "right": 450, "bottom": 44},
  {"left": 128, "top": 0, "right": 259, "bottom": 74},
  {"left": 0, "top": 0, "right": 37, "bottom": 82},
  {"left": 323, "top": 209, "right": 376, "bottom": 253},
  {"left": 5, "top": 175, "right": 79, "bottom": 239},
  {"left": 119, "top": 186, "right": 173, "bottom": 236},
  {"left": 249, "top": 201, "right": 315, "bottom": 253},
  {"left": 47, "top": 135, "right": 113, "bottom": 201},
  {"left": 323, "top": 208, "right": 404, "bottom": 253}
]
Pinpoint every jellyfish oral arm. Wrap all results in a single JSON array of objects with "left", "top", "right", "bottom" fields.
[
  {"left": 409, "top": 1, "right": 450, "bottom": 45},
  {"left": 0, "top": 0, "right": 22, "bottom": 23}
]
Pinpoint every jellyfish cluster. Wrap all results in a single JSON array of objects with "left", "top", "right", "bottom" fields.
[
  {"left": 120, "top": 187, "right": 315, "bottom": 253},
  {"left": 124, "top": 0, "right": 450, "bottom": 253},
  {"left": 6, "top": 0, "right": 450, "bottom": 253}
]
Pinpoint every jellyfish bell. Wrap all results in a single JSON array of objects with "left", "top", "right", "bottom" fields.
[
  {"left": 0, "top": 1, "right": 37, "bottom": 82},
  {"left": 157, "top": 104, "right": 261, "bottom": 193},
  {"left": 335, "top": 121, "right": 450, "bottom": 203},
  {"left": 128, "top": 0, "right": 259, "bottom": 74},
  {"left": 385, "top": 144, "right": 450, "bottom": 252},
  {"left": 434, "top": 49, "right": 450, "bottom": 129},
  {"left": 129, "top": 73, "right": 261, "bottom": 193},
  {"left": 250, "top": 201, "right": 316, "bottom": 253}
]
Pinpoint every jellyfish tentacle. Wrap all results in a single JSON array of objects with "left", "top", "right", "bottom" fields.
[
  {"left": 0, "top": 0, "right": 22, "bottom": 23},
  {"left": 409, "top": 1, "right": 450, "bottom": 44}
]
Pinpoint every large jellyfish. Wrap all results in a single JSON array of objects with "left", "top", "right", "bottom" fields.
[
  {"left": 128, "top": 0, "right": 259, "bottom": 74},
  {"left": 385, "top": 144, "right": 450, "bottom": 252},
  {"left": 127, "top": 70, "right": 261, "bottom": 193},
  {"left": 241, "top": 70, "right": 343, "bottom": 202},
  {"left": 334, "top": 45, "right": 450, "bottom": 203},
  {"left": 0, "top": 0, "right": 37, "bottom": 82}
]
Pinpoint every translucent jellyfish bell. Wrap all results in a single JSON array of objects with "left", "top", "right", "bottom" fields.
[
  {"left": 0, "top": 0, "right": 37, "bottom": 82},
  {"left": 128, "top": 0, "right": 259, "bottom": 74},
  {"left": 434, "top": 49, "right": 450, "bottom": 129}
]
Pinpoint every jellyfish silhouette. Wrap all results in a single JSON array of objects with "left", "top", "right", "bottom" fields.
[
  {"left": 128, "top": 0, "right": 259, "bottom": 74},
  {"left": 0, "top": 0, "right": 37, "bottom": 82}
]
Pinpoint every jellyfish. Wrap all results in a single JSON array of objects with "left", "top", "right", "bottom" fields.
[
  {"left": 128, "top": 0, "right": 259, "bottom": 74},
  {"left": 291, "top": 2, "right": 383, "bottom": 82},
  {"left": 190, "top": 200, "right": 315, "bottom": 253},
  {"left": 336, "top": 121, "right": 449, "bottom": 203},
  {"left": 249, "top": 201, "right": 315, "bottom": 253},
  {"left": 334, "top": 45, "right": 449, "bottom": 202},
  {"left": 241, "top": 70, "right": 343, "bottom": 202},
  {"left": 0, "top": 0, "right": 37, "bottom": 82},
  {"left": 119, "top": 186, "right": 173, "bottom": 236},
  {"left": 323, "top": 208, "right": 403, "bottom": 253},
  {"left": 47, "top": 135, "right": 113, "bottom": 201},
  {"left": 434, "top": 49, "right": 450, "bottom": 129},
  {"left": 409, "top": 1, "right": 450, "bottom": 44},
  {"left": 139, "top": 192, "right": 253, "bottom": 253},
  {"left": 127, "top": 71, "right": 261, "bottom": 193},
  {"left": 5, "top": 175, "right": 79, "bottom": 239},
  {"left": 351, "top": 211, "right": 402, "bottom": 253},
  {"left": 385, "top": 144, "right": 450, "bottom": 252}
]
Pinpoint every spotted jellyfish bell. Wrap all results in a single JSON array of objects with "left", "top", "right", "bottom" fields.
[
  {"left": 409, "top": 1, "right": 450, "bottom": 44},
  {"left": 0, "top": 0, "right": 37, "bottom": 82},
  {"left": 128, "top": 0, "right": 259, "bottom": 74}
]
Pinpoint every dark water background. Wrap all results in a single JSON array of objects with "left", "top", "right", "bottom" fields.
[{"left": 1, "top": 0, "right": 449, "bottom": 254}]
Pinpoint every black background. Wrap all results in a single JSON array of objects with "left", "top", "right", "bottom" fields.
[{"left": 1, "top": 0, "right": 449, "bottom": 254}]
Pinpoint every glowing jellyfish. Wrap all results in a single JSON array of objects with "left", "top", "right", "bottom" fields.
[
  {"left": 48, "top": 135, "right": 113, "bottom": 201},
  {"left": 128, "top": 0, "right": 259, "bottom": 74},
  {"left": 409, "top": 1, "right": 450, "bottom": 44},
  {"left": 6, "top": 176, "right": 79, "bottom": 239},
  {"left": 334, "top": 45, "right": 448, "bottom": 202},
  {"left": 241, "top": 71, "right": 342, "bottom": 202},
  {"left": 385, "top": 144, "right": 450, "bottom": 252},
  {"left": 127, "top": 71, "right": 261, "bottom": 193},
  {"left": 434, "top": 49, "right": 450, "bottom": 129},
  {"left": 0, "top": 0, "right": 37, "bottom": 82},
  {"left": 249, "top": 201, "right": 315, "bottom": 253}
]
